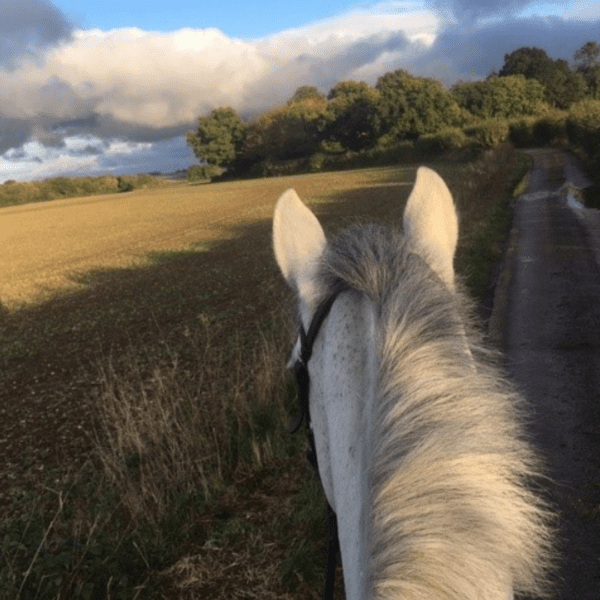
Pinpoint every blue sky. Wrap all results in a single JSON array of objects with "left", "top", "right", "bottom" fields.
[
  {"left": 0, "top": 0, "right": 599, "bottom": 183},
  {"left": 52, "top": 0, "right": 369, "bottom": 38}
]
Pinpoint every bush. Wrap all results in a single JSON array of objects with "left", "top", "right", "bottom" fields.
[
  {"left": 117, "top": 176, "right": 135, "bottom": 192},
  {"left": 187, "top": 164, "right": 222, "bottom": 182},
  {"left": 48, "top": 177, "right": 79, "bottom": 196},
  {"left": 415, "top": 127, "right": 467, "bottom": 154},
  {"left": 566, "top": 99, "right": 600, "bottom": 168},
  {"left": 0, "top": 174, "right": 166, "bottom": 206},
  {"left": 532, "top": 119, "right": 558, "bottom": 146},
  {"left": 509, "top": 117, "right": 536, "bottom": 148},
  {"left": 465, "top": 118, "right": 510, "bottom": 148},
  {"left": 307, "top": 153, "right": 326, "bottom": 172}
]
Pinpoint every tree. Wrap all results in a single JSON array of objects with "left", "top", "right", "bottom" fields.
[
  {"left": 239, "top": 92, "right": 327, "bottom": 166},
  {"left": 574, "top": 41, "right": 600, "bottom": 70},
  {"left": 499, "top": 47, "right": 551, "bottom": 80},
  {"left": 574, "top": 41, "right": 600, "bottom": 99},
  {"left": 374, "top": 70, "right": 461, "bottom": 143},
  {"left": 498, "top": 47, "right": 586, "bottom": 109},
  {"left": 288, "top": 86, "right": 325, "bottom": 104},
  {"left": 452, "top": 76, "right": 548, "bottom": 119},
  {"left": 186, "top": 107, "right": 246, "bottom": 169},
  {"left": 324, "top": 81, "right": 379, "bottom": 151}
]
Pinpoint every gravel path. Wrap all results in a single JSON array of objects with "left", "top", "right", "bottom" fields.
[{"left": 492, "top": 149, "right": 600, "bottom": 599}]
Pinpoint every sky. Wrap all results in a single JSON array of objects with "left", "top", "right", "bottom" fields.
[{"left": 0, "top": 0, "right": 599, "bottom": 183}]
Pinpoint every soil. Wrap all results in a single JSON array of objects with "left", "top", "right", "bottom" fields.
[{"left": 492, "top": 149, "right": 600, "bottom": 599}]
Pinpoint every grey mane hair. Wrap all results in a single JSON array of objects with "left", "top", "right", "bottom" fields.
[{"left": 309, "top": 223, "right": 554, "bottom": 600}]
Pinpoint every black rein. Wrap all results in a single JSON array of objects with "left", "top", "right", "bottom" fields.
[{"left": 289, "top": 291, "right": 341, "bottom": 600}]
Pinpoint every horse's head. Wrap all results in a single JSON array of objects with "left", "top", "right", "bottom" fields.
[
  {"left": 272, "top": 168, "right": 551, "bottom": 600},
  {"left": 272, "top": 168, "right": 459, "bottom": 598}
]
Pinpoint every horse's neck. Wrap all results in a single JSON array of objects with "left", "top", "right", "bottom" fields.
[{"left": 306, "top": 291, "right": 377, "bottom": 600}]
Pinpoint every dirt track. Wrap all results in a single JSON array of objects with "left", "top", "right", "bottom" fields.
[{"left": 493, "top": 149, "right": 600, "bottom": 599}]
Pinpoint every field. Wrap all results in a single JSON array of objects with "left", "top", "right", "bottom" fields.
[{"left": 0, "top": 146, "right": 529, "bottom": 598}]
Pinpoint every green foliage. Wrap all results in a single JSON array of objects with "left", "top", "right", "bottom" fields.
[
  {"left": 187, "top": 164, "right": 222, "bottom": 182},
  {"left": 280, "top": 475, "right": 327, "bottom": 592},
  {"left": 187, "top": 39, "right": 600, "bottom": 180},
  {"left": 0, "top": 175, "right": 165, "bottom": 207},
  {"left": 116, "top": 175, "right": 157, "bottom": 192},
  {"left": 415, "top": 127, "right": 468, "bottom": 154},
  {"left": 532, "top": 114, "right": 567, "bottom": 146},
  {"left": 452, "top": 76, "right": 548, "bottom": 119},
  {"left": 289, "top": 86, "right": 325, "bottom": 103},
  {"left": 566, "top": 99, "right": 600, "bottom": 169},
  {"left": 509, "top": 117, "right": 536, "bottom": 147},
  {"left": 585, "top": 68, "right": 600, "bottom": 100},
  {"left": 574, "top": 41, "right": 600, "bottom": 99},
  {"left": 574, "top": 40, "right": 600, "bottom": 71},
  {"left": 374, "top": 70, "right": 461, "bottom": 142},
  {"left": 509, "top": 112, "right": 567, "bottom": 148},
  {"left": 48, "top": 177, "right": 80, "bottom": 196},
  {"left": 239, "top": 93, "right": 327, "bottom": 171},
  {"left": 0, "top": 479, "right": 200, "bottom": 599},
  {"left": 117, "top": 176, "right": 134, "bottom": 192},
  {"left": 308, "top": 152, "right": 326, "bottom": 172},
  {"left": 324, "top": 80, "right": 379, "bottom": 151},
  {"left": 498, "top": 46, "right": 586, "bottom": 109},
  {"left": 187, "top": 107, "right": 246, "bottom": 168},
  {"left": 465, "top": 118, "right": 510, "bottom": 148}
]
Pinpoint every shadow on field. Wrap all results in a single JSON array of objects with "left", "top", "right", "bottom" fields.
[{"left": 0, "top": 173, "right": 419, "bottom": 479}]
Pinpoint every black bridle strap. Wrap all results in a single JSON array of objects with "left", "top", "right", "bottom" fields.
[
  {"left": 288, "top": 290, "right": 342, "bottom": 600},
  {"left": 289, "top": 291, "right": 341, "bottom": 434},
  {"left": 323, "top": 503, "right": 339, "bottom": 600}
]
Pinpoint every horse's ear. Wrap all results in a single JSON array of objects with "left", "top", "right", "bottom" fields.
[
  {"left": 403, "top": 167, "right": 458, "bottom": 290},
  {"left": 273, "top": 189, "right": 327, "bottom": 304}
]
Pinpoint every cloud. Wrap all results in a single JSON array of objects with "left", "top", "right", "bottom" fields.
[
  {"left": 427, "top": 0, "right": 563, "bottom": 23},
  {"left": 0, "top": 2, "right": 436, "bottom": 168},
  {"left": 1, "top": 0, "right": 600, "bottom": 181},
  {"left": 0, "top": 0, "right": 73, "bottom": 69},
  {"left": 9, "top": 136, "right": 194, "bottom": 181},
  {"left": 564, "top": 0, "right": 600, "bottom": 20},
  {"left": 244, "top": 31, "right": 415, "bottom": 112},
  {"left": 410, "top": 15, "right": 600, "bottom": 84}
]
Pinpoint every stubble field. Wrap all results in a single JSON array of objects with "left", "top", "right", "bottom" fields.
[{"left": 0, "top": 147, "right": 528, "bottom": 598}]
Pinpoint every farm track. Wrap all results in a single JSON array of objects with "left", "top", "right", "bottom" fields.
[{"left": 496, "top": 148, "right": 600, "bottom": 599}]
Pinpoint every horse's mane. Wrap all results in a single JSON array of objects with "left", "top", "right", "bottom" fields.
[{"left": 313, "top": 223, "right": 553, "bottom": 600}]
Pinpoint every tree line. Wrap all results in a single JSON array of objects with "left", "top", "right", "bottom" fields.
[{"left": 187, "top": 42, "right": 600, "bottom": 180}]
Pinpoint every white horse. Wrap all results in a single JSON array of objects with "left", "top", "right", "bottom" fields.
[{"left": 273, "top": 167, "right": 553, "bottom": 600}]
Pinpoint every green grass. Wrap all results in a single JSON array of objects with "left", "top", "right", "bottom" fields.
[
  {"left": 456, "top": 149, "right": 532, "bottom": 301},
  {"left": 0, "top": 145, "right": 528, "bottom": 599}
]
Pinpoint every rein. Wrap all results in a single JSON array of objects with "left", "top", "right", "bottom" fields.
[{"left": 289, "top": 291, "right": 341, "bottom": 600}]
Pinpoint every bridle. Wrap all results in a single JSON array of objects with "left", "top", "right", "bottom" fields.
[{"left": 289, "top": 290, "right": 342, "bottom": 600}]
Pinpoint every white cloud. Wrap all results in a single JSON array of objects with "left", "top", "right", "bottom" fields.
[
  {"left": 0, "top": 0, "right": 440, "bottom": 181},
  {"left": 0, "top": 0, "right": 599, "bottom": 182},
  {"left": 564, "top": 0, "right": 600, "bottom": 19}
]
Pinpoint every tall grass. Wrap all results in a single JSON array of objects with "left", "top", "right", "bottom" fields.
[
  {"left": 94, "top": 318, "right": 296, "bottom": 523},
  {"left": 0, "top": 314, "right": 302, "bottom": 599}
]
